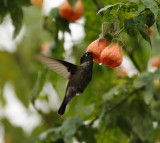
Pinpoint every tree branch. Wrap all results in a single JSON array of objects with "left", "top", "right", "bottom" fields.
[
  {"left": 88, "top": 87, "right": 145, "bottom": 127},
  {"left": 107, "top": 86, "right": 145, "bottom": 113},
  {"left": 113, "top": 28, "right": 124, "bottom": 37}
]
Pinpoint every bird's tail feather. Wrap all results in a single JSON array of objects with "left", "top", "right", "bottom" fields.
[
  {"left": 58, "top": 88, "right": 76, "bottom": 116},
  {"left": 58, "top": 97, "right": 67, "bottom": 115}
]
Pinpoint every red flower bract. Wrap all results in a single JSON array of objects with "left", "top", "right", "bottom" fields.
[
  {"left": 86, "top": 39, "right": 107, "bottom": 63},
  {"left": 100, "top": 44, "right": 123, "bottom": 68}
]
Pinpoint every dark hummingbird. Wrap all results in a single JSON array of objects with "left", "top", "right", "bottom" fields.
[{"left": 36, "top": 52, "right": 93, "bottom": 115}]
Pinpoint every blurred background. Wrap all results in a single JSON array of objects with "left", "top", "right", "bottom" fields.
[{"left": 0, "top": 0, "right": 160, "bottom": 143}]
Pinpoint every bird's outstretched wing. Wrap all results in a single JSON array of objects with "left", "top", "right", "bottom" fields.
[{"left": 36, "top": 55, "right": 77, "bottom": 79}]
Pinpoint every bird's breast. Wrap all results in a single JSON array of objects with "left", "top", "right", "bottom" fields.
[{"left": 68, "top": 66, "right": 92, "bottom": 93}]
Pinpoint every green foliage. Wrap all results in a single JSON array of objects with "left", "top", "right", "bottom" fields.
[
  {"left": 156, "top": 10, "right": 160, "bottom": 36},
  {"left": 31, "top": 67, "right": 48, "bottom": 104},
  {"left": 0, "top": 0, "right": 31, "bottom": 37},
  {"left": 1, "top": 118, "right": 42, "bottom": 143},
  {"left": 125, "top": 16, "right": 149, "bottom": 39},
  {"left": 49, "top": 8, "right": 71, "bottom": 34},
  {"left": 140, "top": 0, "right": 158, "bottom": 18},
  {"left": 1, "top": 0, "right": 160, "bottom": 143},
  {"left": 97, "top": 3, "right": 138, "bottom": 15},
  {"left": 98, "top": 1, "right": 157, "bottom": 45},
  {"left": 43, "top": 7, "right": 71, "bottom": 43}
]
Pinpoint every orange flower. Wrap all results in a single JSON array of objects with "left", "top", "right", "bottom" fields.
[
  {"left": 59, "top": 0, "right": 84, "bottom": 22},
  {"left": 100, "top": 44, "right": 123, "bottom": 68},
  {"left": 86, "top": 39, "right": 108, "bottom": 63},
  {"left": 152, "top": 55, "right": 160, "bottom": 67}
]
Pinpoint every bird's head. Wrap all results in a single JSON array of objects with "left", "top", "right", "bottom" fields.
[{"left": 80, "top": 52, "right": 93, "bottom": 64}]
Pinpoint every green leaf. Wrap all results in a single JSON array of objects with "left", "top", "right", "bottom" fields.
[
  {"left": 97, "top": 2, "right": 138, "bottom": 15},
  {"left": 97, "top": 3, "right": 124, "bottom": 14},
  {"left": 55, "top": 17, "right": 71, "bottom": 33},
  {"left": 101, "top": 22, "right": 117, "bottom": 39},
  {"left": 103, "top": 83, "right": 124, "bottom": 101},
  {"left": 44, "top": 15, "right": 70, "bottom": 38},
  {"left": 133, "top": 71, "right": 156, "bottom": 103},
  {"left": 62, "top": 116, "right": 83, "bottom": 135},
  {"left": 120, "top": 2, "right": 138, "bottom": 12},
  {"left": 76, "top": 104, "right": 94, "bottom": 116},
  {"left": 151, "top": 100, "right": 160, "bottom": 121},
  {"left": 144, "top": 10, "right": 155, "bottom": 27},
  {"left": 125, "top": 16, "right": 151, "bottom": 44},
  {"left": 133, "top": 68, "right": 160, "bottom": 103},
  {"left": 117, "top": 11, "right": 137, "bottom": 23},
  {"left": 49, "top": 7, "right": 59, "bottom": 19},
  {"left": 125, "top": 16, "right": 140, "bottom": 37},
  {"left": 0, "top": 1, "right": 7, "bottom": 23},
  {"left": 134, "top": 69, "right": 160, "bottom": 88},
  {"left": 134, "top": 72, "right": 151, "bottom": 88},
  {"left": 153, "top": 67, "right": 160, "bottom": 79},
  {"left": 117, "top": 117, "right": 132, "bottom": 137},
  {"left": 129, "top": 100, "right": 153, "bottom": 141},
  {"left": 97, "top": 4, "right": 117, "bottom": 14},
  {"left": 0, "top": 0, "right": 31, "bottom": 37},
  {"left": 137, "top": 22, "right": 151, "bottom": 45},
  {"left": 140, "top": 0, "right": 158, "bottom": 18},
  {"left": 39, "top": 116, "right": 83, "bottom": 143},
  {"left": 129, "top": 133, "right": 143, "bottom": 143},
  {"left": 143, "top": 83, "right": 153, "bottom": 104},
  {"left": 10, "top": 8, "right": 23, "bottom": 38},
  {"left": 77, "top": 125, "right": 97, "bottom": 143},
  {"left": 156, "top": 10, "right": 160, "bottom": 36},
  {"left": 2, "top": 118, "right": 40, "bottom": 143},
  {"left": 31, "top": 67, "right": 48, "bottom": 104},
  {"left": 15, "top": 80, "right": 31, "bottom": 107},
  {"left": 97, "top": 124, "right": 128, "bottom": 143},
  {"left": 102, "top": 22, "right": 112, "bottom": 37},
  {"left": 59, "top": 116, "right": 83, "bottom": 143},
  {"left": 43, "top": 17, "right": 57, "bottom": 39}
]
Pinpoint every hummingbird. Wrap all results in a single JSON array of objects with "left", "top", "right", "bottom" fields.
[{"left": 36, "top": 52, "right": 93, "bottom": 115}]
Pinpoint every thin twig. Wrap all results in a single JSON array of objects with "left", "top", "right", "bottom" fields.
[
  {"left": 107, "top": 86, "right": 145, "bottom": 113},
  {"left": 113, "top": 28, "right": 124, "bottom": 37},
  {"left": 92, "top": 0, "right": 104, "bottom": 17},
  {"left": 89, "top": 87, "right": 145, "bottom": 126}
]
